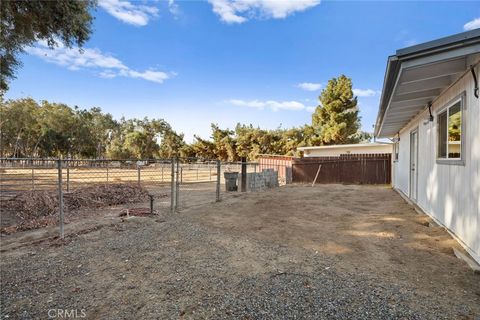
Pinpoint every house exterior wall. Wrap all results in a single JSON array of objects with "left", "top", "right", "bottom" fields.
[
  {"left": 393, "top": 63, "right": 480, "bottom": 263},
  {"left": 303, "top": 144, "right": 392, "bottom": 157}
]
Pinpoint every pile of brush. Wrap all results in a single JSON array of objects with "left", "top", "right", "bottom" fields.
[{"left": 1, "top": 184, "right": 150, "bottom": 233}]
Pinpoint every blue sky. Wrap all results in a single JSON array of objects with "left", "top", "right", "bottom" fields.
[{"left": 5, "top": 0, "right": 480, "bottom": 142}]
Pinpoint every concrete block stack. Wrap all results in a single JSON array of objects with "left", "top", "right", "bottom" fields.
[{"left": 246, "top": 169, "right": 279, "bottom": 191}]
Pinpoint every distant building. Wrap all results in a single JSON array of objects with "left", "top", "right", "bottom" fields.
[{"left": 297, "top": 143, "right": 392, "bottom": 157}]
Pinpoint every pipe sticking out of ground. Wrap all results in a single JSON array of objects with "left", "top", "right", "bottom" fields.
[{"left": 149, "top": 194, "right": 154, "bottom": 215}]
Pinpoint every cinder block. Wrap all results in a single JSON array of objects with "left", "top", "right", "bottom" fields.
[{"left": 246, "top": 170, "right": 279, "bottom": 191}]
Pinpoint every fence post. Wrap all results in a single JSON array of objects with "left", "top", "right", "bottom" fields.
[
  {"left": 137, "top": 164, "right": 141, "bottom": 188},
  {"left": 180, "top": 167, "right": 183, "bottom": 184},
  {"left": 66, "top": 164, "right": 70, "bottom": 192},
  {"left": 161, "top": 165, "right": 164, "bottom": 183},
  {"left": 175, "top": 158, "right": 180, "bottom": 210},
  {"left": 31, "top": 168, "right": 35, "bottom": 191},
  {"left": 106, "top": 162, "right": 109, "bottom": 183},
  {"left": 362, "top": 157, "right": 365, "bottom": 184},
  {"left": 57, "top": 160, "right": 64, "bottom": 239},
  {"left": 241, "top": 157, "right": 247, "bottom": 192},
  {"left": 209, "top": 165, "right": 212, "bottom": 181},
  {"left": 384, "top": 159, "right": 387, "bottom": 184},
  {"left": 170, "top": 159, "right": 175, "bottom": 213},
  {"left": 216, "top": 160, "right": 221, "bottom": 202}
]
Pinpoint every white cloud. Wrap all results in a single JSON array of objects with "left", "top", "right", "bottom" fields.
[
  {"left": 464, "top": 17, "right": 480, "bottom": 31},
  {"left": 306, "top": 106, "right": 316, "bottom": 112},
  {"left": 98, "top": 0, "right": 159, "bottom": 26},
  {"left": 227, "top": 99, "right": 314, "bottom": 111},
  {"left": 208, "top": 0, "right": 320, "bottom": 24},
  {"left": 209, "top": 0, "right": 246, "bottom": 23},
  {"left": 352, "top": 88, "right": 378, "bottom": 97},
  {"left": 26, "top": 41, "right": 173, "bottom": 84},
  {"left": 297, "top": 82, "right": 322, "bottom": 91},
  {"left": 122, "top": 69, "right": 170, "bottom": 84},
  {"left": 168, "top": 0, "right": 180, "bottom": 17}
]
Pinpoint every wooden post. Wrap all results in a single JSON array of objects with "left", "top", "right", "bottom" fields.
[
  {"left": 384, "top": 159, "right": 387, "bottom": 184},
  {"left": 312, "top": 164, "right": 322, "bottom": 187},
  {"left": 31, "top": 168, "right": 35, "bottom": 191}
]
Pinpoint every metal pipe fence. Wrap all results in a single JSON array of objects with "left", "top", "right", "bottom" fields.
[{"left": 1, "top": 158, "right": 289, "bottom": 237}]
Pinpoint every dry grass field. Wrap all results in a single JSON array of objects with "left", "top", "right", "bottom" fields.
[
  {"left": 0, "top": 162, "right": 261, "bottom": 196},
  {"left": 1, "top": 165, "right": 210, "bottom": 193}
]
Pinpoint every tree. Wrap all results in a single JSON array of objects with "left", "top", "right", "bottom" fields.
[
  {"left": 0, "top": 98, "right": 41, "bottom": 157},
  {"left": 190, "top": 135, "right": 216, "bottom": 160},
  {"left": 107, "top": 117, "right": 175, "bottom": 159},
  {"left": 210, "top": 124, "right": 237, "bottom": 161},
  {"left": 36, "top": 101, "right": 78, "bottom": 157},
  {"left": 312, "top": 75, "right": 361, "bottom": 145},
  {"left": 73, "top": 107, "right": 117, "bottom": 158},
  {"left": 350, "top": 131, "right": 373, "bottom": 144},
  {"left": 158, "top": 128, "right": 187, "bottom": 159},
  {"left": 0, "top": 0, "right": 95, "bottom": 93},
  {"left": 0, "top": 88, "right": 372, "bottom": 160},
  {"left": 235, "top": 124, "right": 281, "bottom": 160}
]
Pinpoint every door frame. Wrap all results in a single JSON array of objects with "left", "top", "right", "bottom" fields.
[{"left": 409, "top": 128, "right": 419, "bottom": 202}]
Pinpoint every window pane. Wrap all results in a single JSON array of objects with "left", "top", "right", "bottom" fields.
[
  {"left": 447, "top": 102, "right": 461, "bottom": 158},
  {"left": 437, "top": 110, "right": 447, "bottom": 158}
]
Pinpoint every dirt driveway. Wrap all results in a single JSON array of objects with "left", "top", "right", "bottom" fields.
[{"left": 1, "top": 184, "right": 479, "bottom": 319}]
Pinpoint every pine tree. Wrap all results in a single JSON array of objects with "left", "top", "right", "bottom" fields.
[{"left": 312, "top": 75, "right": 361, "bottom": 145}]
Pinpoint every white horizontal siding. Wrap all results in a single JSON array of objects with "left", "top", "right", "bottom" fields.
[
  {"left": 394, "top": 63, "right": 480, "bottom": 263},
  {"left": 304, "top": 145, "right": 392, "bottom": 157}
]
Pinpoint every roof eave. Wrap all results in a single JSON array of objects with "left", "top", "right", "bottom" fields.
[
  {"left": 374, "top": 56, "right": 400, "bottom": 137},
  {"left": 374, "top": 29, "right": 480, "bottom": 138}
]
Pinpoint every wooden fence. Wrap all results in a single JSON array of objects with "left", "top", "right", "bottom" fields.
[{"left": 291, "top": 154, "right": 391, "bottom": 185}]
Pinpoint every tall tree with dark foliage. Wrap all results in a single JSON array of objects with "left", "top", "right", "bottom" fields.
[{"left": 0, "top": 0, "right": 96, "bottom": 93}]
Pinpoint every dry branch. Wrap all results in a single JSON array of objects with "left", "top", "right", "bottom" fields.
[{"left": 1, "top": 184, "right": 150, "bottom": 233}]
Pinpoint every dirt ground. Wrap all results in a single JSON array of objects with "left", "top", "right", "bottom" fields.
[{"left": 1, "top": 184, "right": 479, "bottom": 319}]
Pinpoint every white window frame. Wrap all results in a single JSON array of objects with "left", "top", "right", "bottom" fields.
[{"left": 436, "top": 92, "right": 465, "bottom": 166}]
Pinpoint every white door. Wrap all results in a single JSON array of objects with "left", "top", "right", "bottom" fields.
[{"left": 409, "top": 129, "right": 418, "bottom": 202}]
